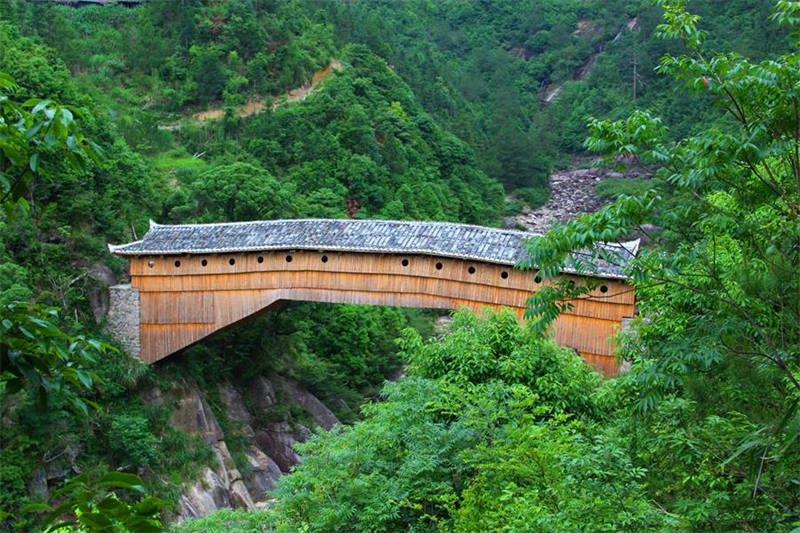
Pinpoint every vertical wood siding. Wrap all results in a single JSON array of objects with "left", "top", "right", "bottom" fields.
[{"left": 129, "top": 251, "right": 635, "bottom": 375}]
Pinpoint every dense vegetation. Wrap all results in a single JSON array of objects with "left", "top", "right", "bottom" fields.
[{"left": 2, "top": 0, "right": 799, "bottom": 531}]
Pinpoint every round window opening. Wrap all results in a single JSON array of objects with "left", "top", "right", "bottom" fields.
[
  {"left": 229, "top": 258, "right": 236, "bottom": 266},
  {"left": 401, "top": 259, "right": 409, "bottom": 267},
  {"left": 468, "top": 266, "right": 476, "bottom": 274},
  {"left": 257, "top": 256, "right": 264, "bottom": 263},
  {"left": 174, "top": 260, "right": 181, "bottom": 268},
  {"left": 201, "top": 259, "right": 208, "bottom": 267},
  {"left": 286, "top": 255, "right": 293, "bottom": 263},
  {"left": 501, "top": 271, "right": 509, "bottom": 279},
  {"left": 534, "top": 275, "right": 542, "bottom": 283},
  {"left": 321, "top": 255, "right": 328, "bottom": 263},
  {"left": 148, "top": 260, "right": 155, "bottom": 268},
  {"left": 435, "top": 262, "right": 443, "bottom": 270},
  {"left": 600, "top": 285, "right": 609, "bottom": 293}
]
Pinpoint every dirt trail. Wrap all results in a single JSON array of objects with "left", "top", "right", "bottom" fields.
[{"left": 159, "top": 60, "right": 342, "bottom": 130}]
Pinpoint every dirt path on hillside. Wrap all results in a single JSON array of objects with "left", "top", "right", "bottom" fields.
[{"left": 159, "top": 60, "right": 341, "bottom": 130}]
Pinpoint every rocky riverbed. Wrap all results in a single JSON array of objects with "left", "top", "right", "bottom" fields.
[{"left": 511, "top": 160, "right": 652, "bottom": 234}]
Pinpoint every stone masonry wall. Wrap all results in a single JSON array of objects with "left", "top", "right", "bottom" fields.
[{"left": 107, "top": 284, "right": 140, "bottom": 358}]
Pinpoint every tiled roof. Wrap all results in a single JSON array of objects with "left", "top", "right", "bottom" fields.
[{"left": 108, "top": 219, "right": 638, "bottom": 279}]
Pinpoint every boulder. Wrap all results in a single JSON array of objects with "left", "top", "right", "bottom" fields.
[
  {"left": 140, "top": 385, "right": 163, "bottom": 406},
  {"left": 28, "top": 468, "right": 48, "bottom": 501},
  {"left": 88, "top": 261, "right": 117, "bottom": 323},
  {"left": 218, "top": 382, "right": 255, "bottom": 439},
  {"left": 169, "top": 380, "right": 261, "bottom": 518},
  {"left": 179, "top": 467, "right": 228, "bottom": 519},
  {"left": 219, "top": 382, "right": 253, "bottom": 425},
  {"left": 229, "top": 480, "right": 255, "bottom": 509}
]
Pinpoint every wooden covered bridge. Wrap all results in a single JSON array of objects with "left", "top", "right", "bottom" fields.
[{"left": 108, "top": 219, "right": 638, "bottom": 376}]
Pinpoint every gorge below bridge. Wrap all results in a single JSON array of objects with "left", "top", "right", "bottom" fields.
[{"left": 108, "top": 219, "right": 638, "bottom": 376}]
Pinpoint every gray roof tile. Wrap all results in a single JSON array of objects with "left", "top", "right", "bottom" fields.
[{"left": 108, "top": 219, "right": 638, "bottom": 279}]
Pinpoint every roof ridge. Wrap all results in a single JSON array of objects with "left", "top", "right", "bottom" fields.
[{"left": 144, "top": 218, "right": 541, "bottom": 237}]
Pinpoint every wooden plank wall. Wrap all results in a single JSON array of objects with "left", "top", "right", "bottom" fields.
[{"left": 129, "top": 251, "right": 635, "bottom": 375}]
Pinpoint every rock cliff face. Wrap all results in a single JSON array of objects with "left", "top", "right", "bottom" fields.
[{"left": 145, "top": 375, "right": 339, "bottom": 521}]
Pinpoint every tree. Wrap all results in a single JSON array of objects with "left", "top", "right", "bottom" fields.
[
  {"left": 0, "top": 72, "right": 104, "bottom": 410},
  {"left": 0, "top": 71, "right": 166, "bottom": 531},
  {"left": 189, "top": 45, "right": 228, "bottom": 103},
  {"left": 521, "top": 2, "right": 800, "bottom": 526},
  {"left": 192, "top": 162, "right": 295, "bottom": 222},
  {"left": 0, "top": 71, "right": 97, "bottom": 217},
  {"left": 269, "top": 311, "right": 662, "bottom": 532}
]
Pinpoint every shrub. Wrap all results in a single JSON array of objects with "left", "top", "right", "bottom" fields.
[{"left": 108, "top": 415, "right": 160, "bottom": 468}]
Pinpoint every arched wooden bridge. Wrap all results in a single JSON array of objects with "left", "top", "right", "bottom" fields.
[{"left": 108, "top": 219, "right": 638, "bottom": 376}]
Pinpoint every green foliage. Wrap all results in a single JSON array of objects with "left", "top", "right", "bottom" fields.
[
  {"left": 1, "top": 1, "right": 798, "bottom": 530},
  {"left": 170, "top": 508, "right": 273, "bottom": 533},
  {"left": 189, "top": 162, "right": 295, "bottom": 222},
  {"left": 0, "top": 61, "right": 166, "bottom": 530},
  {"left": 24, "top": 471, "right": 169, "bottom": 533},
  {"left": 523, "top": 2, "right": 800, "bottom": 527},
  {"left": 108, "top": 415, "right": 160, "bottom": 469},
  {"left": 514, "top": 186, "right": 550, "bottom": 208},
  {"left": 0, "top": 436, "right": 35, "bottom": 518},
  {"left": 0, "top": 69, "right": 98, "bottom": 217},
  {"left": 270, "top": 311, "right": 663, "bottom": 532},
  {"left": 401, "top": 311, "right": 601, "bottom": 416},
  {"left": 0, "top": 302, "right": 108, "bottom": 417},
  {"left": 452, "top": 414, "right": 665, "bottom": 532}
]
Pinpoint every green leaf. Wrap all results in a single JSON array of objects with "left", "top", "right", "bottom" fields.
[{"left": 19, "top": 503, "right": 53, "bottom": 513}]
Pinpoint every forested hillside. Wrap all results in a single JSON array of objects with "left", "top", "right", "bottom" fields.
[{"left": 1, "top": 0, "right": 799, "bottom": 531}]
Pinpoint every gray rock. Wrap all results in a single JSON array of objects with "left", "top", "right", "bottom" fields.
[
  {"left": 140, "top": 385, "right": 163, "bottom": 406},
  {"left": 241, "top": 446, "right": 282, "bottom": 500},
  {"left": 218, "top": 382, "right": 256, "bottom": 439},
  {"left": 514, "top": 161, "right": 654, "bottom": 235},
  {"left": 28, "top": 468, "right": 48, "bottom": 501},
  {"left": 229, "top": 479, "right": 255, "bottom": 509},
  {"left": 179, "top": 467, "right": 227, "bottom": 519},
  {"left": 168, "top": 384, "right": 224, "bottom": 444},
  {"left": 255, "top": 423, "right": 302, "bottom": 472},
  {"left": 247, "top": 376, "right": 276, "bottom": 412},
  {"left": 170, "top": 381, "right": 261, "bottom": 519},
  {"left": 270, "top": 374, "right": 339, "bottom": 430},
  {"left": 88, "top": 261, "right": 117, "bottom": 323}
]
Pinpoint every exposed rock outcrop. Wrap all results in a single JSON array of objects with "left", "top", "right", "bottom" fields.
[
  {"left": 242, "top": 445, "right": 282, "bottom": 498},
  {"left": 88, "top": 261, "right": 117, "bottom": 323},
  {"left": 254, "top": 423, "right": 304, "bottom": 473},
  {"left": 161, "top": 374, "right": 338, "bottom": 521},
  {"left": 270, "top": 374, "right": 339, "bottom": 430}
]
